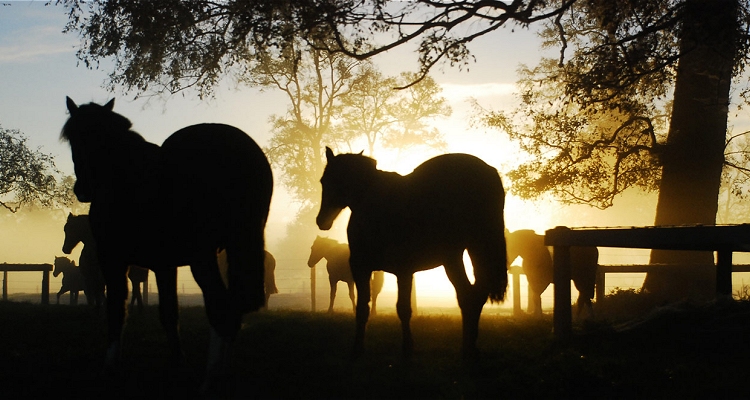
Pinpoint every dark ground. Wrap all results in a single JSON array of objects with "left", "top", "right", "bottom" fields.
[{"left": 0, "top": 296, "right": 748, "bottom": 399}]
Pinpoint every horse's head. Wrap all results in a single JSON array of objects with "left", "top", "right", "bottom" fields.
[
  {"left": 61, "top": 97, "right": 133, "bottom": 203},
  {"left": 53, "top": 256, "right": 74, "bottom": 277},
  {"left": 307, "top": 235, "right": 331, "bottom": 268},
  {"left": 316, "top": 147, "right": 377, "bottom": 230},
  {"left": 62, "top": 213, "right": 85, "bottom": 254}
]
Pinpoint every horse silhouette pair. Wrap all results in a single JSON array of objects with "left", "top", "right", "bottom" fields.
[
  {"left": 316, "top": 147, "right": 507, "bottom": 359},
  {"left": 307, "top": 236, "right": 384, "bottom": 314},
  {"left": 506, "top": 229, "right": 598, "bottom": 317},
  {"left": 62, "top": 97, "right": 272, "bottom": 394}
]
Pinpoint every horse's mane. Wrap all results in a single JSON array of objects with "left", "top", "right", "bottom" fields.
[{"left": 60, "top": 101, "right": 145, "bottom": 143}]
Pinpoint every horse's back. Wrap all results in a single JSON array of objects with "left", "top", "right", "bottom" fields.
[
  {"left": 405, "top": 154, "right": 504, "bottom": 237},
  {"left": 161, "top": 124, "right": 273, "bottom": 242}
]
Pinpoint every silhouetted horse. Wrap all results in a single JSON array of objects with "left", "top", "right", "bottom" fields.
[
  {"left": 316, "top": 148, "right": 507, "bottom": 359},
  {"left": 62, "top": 213, "right": 105, "bottom": 309},
  {"left": 506, "top": 229, "right": 599, "bottom": 317},
  {"left": 263, "top": 251, "right": 278, "bottom": 308},
  {"left": 307, "top": 236, "right": 385, "bottom": 314},
  {"left": 128, "top": 265, "right": 149, "bottom": 313},
  {"left": 506, "top": 229, "right": 552, "bottom": 316},
  {"left": 53, "top": 256, "right": 84, "bottom": 305},
  {"left": 61, "top": 97, "right": 273, "bottom": 393}
]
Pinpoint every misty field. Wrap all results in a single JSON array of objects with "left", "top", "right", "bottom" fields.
[{"left": 0, "top": 299, "right": 748, "bottom": 399}]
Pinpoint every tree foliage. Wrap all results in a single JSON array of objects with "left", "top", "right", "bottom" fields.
[
  {"left": 0, "top": 127, "right": 70, "bottom": 212},
  {"left": 474, "top": 0, "right": 750, "bottom": 209},
  {"left": 256, "top": 41, "right": 450, "bottom": 208}
]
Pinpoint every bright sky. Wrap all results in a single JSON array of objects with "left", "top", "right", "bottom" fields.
[{"left": 0, "top": 2, "right": 672, "bottom": 307}]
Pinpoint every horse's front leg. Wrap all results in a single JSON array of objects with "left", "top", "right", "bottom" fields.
[
  {"left": 395, "top": 273, "right": 415, "bottom": 358},
  {"left": 102, "top": 262, "right": 129, "bottom": 371},
  {"left": 351, "top": 268, "right": 372, "bottom": 359},
  {"left": 154, "top": 266, "right": 184, "bottom": 366}
]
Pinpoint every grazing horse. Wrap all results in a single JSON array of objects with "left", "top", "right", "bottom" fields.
[
  {"left": 505, "top": 229, "right": 552, "bottom": 316},
  {"left": 316, "top": 147, "right": 507, "bottom": 359},
  {"left": 306, "top": 236, "right": 385, "bottom": 314},
  {"left": 62, "top": 213, "right": 105, "bottom": 309},
  {"left": 53, "top": 256, "right": 85, "bottom": 305},
  {"left": 506, "top": 229, "right": 599, "bottom": 317},
  {"left": 61, "top": 97, "right": 273, "bottom": 393}
]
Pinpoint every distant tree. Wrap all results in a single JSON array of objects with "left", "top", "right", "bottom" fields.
[
  {"left": 0, "top": 126, "right": 70, "bottom": 212},
  {"left": 257, "top": 42, "right": 450, "bottom": 210}
]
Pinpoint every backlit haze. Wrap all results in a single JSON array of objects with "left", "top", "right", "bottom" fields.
[{"left": 2, "top": 2, "right": 743, "bottom": 313}]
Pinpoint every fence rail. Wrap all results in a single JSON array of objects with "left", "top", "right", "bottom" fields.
[
  {"left": 546, "top": 224, "right": 750, "bottom": 340},
  {"left": 1, "top": 263, "right": 53, "bottom": 304}
]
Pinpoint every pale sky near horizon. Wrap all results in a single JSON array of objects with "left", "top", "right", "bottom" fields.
[{"left": 0, "top": 1, "right": 680, "bottom": 300}]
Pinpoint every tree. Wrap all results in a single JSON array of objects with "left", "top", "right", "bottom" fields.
[
  {"left": 0, "top": 126, "right": 70, "bottom": 212},
  {"left": 61, "top": 0, "right": 750, "bottom": 300},
  {"left": 473, "top": 0, "right": 749, "bottom": 300}
]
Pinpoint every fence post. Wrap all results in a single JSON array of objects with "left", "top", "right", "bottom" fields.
[
  {"left": 512, "top": 268, "right": 521, "bottom": 316},
  {"left": 550, "top": 226, "right": 572, "bottom": 341},
  {"left": 716, "top": 250, "right": 732, "bottom": 297},
  {"left": 310, "top": 265, "right": 316, "bottom": 312},
  {"left": 41, "top": 268, "right": 50, "bottom": 305},
  {"left": 2, "top": 270, "right": 7, "bottom": 301}
]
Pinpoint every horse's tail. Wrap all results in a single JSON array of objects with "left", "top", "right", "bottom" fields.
[{"left": 470, "top": 174, "right": 508, "bottom": 303}]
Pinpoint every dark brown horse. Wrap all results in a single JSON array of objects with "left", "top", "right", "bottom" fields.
[
  {"left": 307, "top": 236, "right": 385, "bottom": 314},
  {"left": 53, "top": 256, "right": 84, "bottom": 305},
  {"left": 62, "top": 213, "right": 105, "bottom": 309},
  {"left": 506, "top": 229, "right": 599, "bottom": 317},
  {"left": 61, "top": 97, "right": 273, "bottom": 393},
  {"left": 316, "top": 147, "right": 507, "bottom": 359}
]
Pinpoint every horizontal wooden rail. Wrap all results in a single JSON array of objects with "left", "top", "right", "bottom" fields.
[
  {"left": 545, "top": 224, "right": 750, "bottom": 341},
  {"left": 1, "top": 263, "right": 53, "bottom": 304}
]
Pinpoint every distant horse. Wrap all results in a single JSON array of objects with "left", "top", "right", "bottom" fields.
[
  {"left": 506, "top": 229, "right": 599, "bottom": 317},
  {"left": 263, "top": 251, "right": 278, "bottom": 308},
  {"left": 505, "top": 230, "right": 552, "bottom": 317},
  {"left": 62, "top": 213, "right": 105, "bottom": 309},
  {"left": 61, "top": 97, "right": 273, "bottom": 393},
  {"left": 307, "top": 236, "right": 385, "bottom": 314},
  {"left": 53, "top": 256, "right": 85, "bottom": 305},
  {"left": 316, "top": 147, "right": 507, "bottom": 359},
  {"left": 128, "top": 265, "right": 149, "bottom": 313}
]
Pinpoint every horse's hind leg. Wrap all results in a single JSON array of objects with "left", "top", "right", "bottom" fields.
[
  {"left": 154, "top": 267, "right": 184, "bottom": 365},
  {"left": 396, "top": 273, "right": 415, "bottom": 358},
  {"left": 190, "top": 250, "right": 243, "bottom": 394},
  {"left": 444, "top": 255, "right": 485, "bottom": 359},
  {"left": 370, "top": 271, "right": 384, "bottom": 316},
  {"left": 328, "top": 279, "right": 338, "bottom": 313},
  {"left": 347, "top": 281, "right": 356, "bottom": 313}
]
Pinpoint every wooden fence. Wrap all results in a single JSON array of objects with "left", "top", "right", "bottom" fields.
[
  {"left": 545, "top": 224, "right": 750, "bottom": 340},
  {"left": 1, "top": 263, "right": 53, "bottom": 304}
]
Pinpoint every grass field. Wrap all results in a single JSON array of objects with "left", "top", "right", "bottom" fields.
[{"left": 0, "top": 298, "right": 748, "bottom": 399}]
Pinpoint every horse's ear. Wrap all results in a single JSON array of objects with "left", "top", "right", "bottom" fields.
[
  {"left": 66, "top": 96, "right": 78, "bottom": 115},
  {"left": 358, "top": 150, "right": 364, "bottom": 155},
  {"left": 325, "top": 147, "right": 335, "bottom": 162},
  {"left": 103, "top": 98, "right": 115, "bottom": 111}
]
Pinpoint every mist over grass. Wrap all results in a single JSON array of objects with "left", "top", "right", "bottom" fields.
[{"left": 0, "top": 299, "right": 748, "bottom": 399}]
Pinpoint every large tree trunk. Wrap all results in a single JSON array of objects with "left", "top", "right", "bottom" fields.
[{"left": 643, "top": 0, "right": 738, "bottom": 301}]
